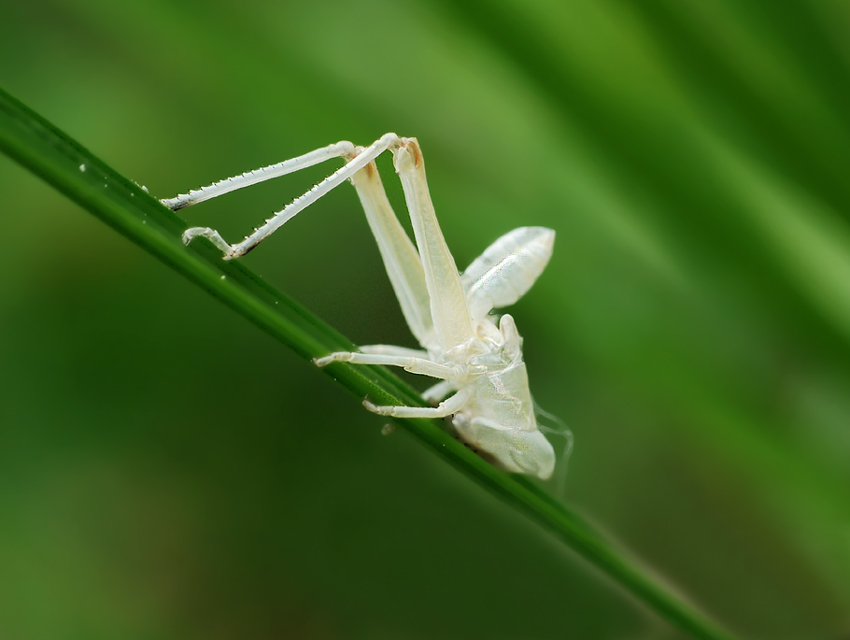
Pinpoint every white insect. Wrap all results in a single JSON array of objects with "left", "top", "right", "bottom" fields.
[{"left": 163, "top": 134, "right": 560, "bottom": 479}]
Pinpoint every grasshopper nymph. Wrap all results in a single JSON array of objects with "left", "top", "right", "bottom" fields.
[{"left": 164, "top": 134, "right": 560, "bottom": 479}]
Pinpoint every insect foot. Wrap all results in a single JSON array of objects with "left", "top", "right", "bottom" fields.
[
  {"left": 181, "top": 226, "right": 234, "bottom": 257},
  {"left": 363, "top": 398, "right": 393, "bottom": 416},
  {"left": 313, "top": 352, "right": 349, "bottom": 367}
]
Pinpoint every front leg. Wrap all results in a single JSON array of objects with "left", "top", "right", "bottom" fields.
[{"left": 364, "top": 389, "right": 469, "bottom": 418}]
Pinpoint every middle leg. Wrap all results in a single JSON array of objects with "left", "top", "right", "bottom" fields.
[
  {"left": 358, "top": 344, "right": 429, "bottom": 358},
  {"left": 314, "top": 351, "right": 457, "bottom": 380}
]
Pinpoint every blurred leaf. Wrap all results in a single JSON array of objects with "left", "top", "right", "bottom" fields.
[{"left": 0, "top": 85, "right": 743, "bottom": 640}]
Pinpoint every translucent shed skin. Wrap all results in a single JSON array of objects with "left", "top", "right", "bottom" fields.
[{"left": 167, "top": 135, "right": 557, "bottom": 479}]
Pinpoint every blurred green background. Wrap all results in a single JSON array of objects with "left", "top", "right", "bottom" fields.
[{"left": 2, "top": 1, "right": 850, "bottom": 638}]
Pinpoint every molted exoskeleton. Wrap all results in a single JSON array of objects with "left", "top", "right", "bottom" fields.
[{"left": 166, "top": 135, "right": 562, "bottom": 479}]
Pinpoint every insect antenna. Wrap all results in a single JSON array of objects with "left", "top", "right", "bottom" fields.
[{"left": 533, "top": 399, "right": 574, "bottom": 498}]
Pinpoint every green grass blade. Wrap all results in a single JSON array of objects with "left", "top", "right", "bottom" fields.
[{"left": 0, "top": 85, "right": 741, "bottom": 640}]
